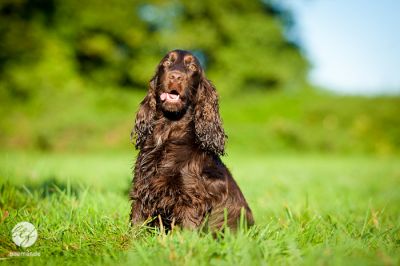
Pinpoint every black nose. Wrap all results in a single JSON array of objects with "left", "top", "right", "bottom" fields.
[{"left": 168, "top": 71, "right": 183, "bottom": 82}]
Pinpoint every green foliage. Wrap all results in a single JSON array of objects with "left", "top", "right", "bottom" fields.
[
  {"left": 1, "top": 152, "right": 399, "bottom": 264},
  {"left": 0, "top": 0, "right": 307, "bottom": 99}
]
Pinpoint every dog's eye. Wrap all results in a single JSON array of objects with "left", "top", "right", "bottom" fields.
[
  {"left": 188, "top": 64, "right": 197, "bottom": 71},
  {"left": 163, "top": 60, "right": 172, "bottom": 67}
]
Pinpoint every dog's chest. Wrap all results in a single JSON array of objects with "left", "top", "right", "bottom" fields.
[
  {"left": 144, "top": 153, "right": 204, "bottom": 203},
  {"left": 135, "top": 137, "right": 209, "bottom": 213}
]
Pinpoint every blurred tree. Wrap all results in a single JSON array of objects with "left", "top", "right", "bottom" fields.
[{"left": 0, "top": 0, "right": 308, "bottom": 100}]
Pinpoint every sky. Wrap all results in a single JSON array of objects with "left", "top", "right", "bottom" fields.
[{"left": 287, "top": 0, "right": 400, "bottom": 95}]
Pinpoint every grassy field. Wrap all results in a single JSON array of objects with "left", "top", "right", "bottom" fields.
[
  {"left": 1, "top": 151, "right": 399, "bottom": 265},
  {"left": 2, "top": 89, "right": 400, "bottom": 155}
]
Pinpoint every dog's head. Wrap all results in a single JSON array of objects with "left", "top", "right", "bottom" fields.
[
  {"left": 132, "top": 49, "right": 226, "bottom": 155},
  {"left": 156, "top": 50, "right": 202, "bottom": 114}
]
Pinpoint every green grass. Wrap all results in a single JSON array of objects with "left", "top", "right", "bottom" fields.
[
  {"left": 1, "top": 151, "right": 399, "bottom": 265},
  {"left": 2, "top": 88, "right": 400, "bottom": 155}
]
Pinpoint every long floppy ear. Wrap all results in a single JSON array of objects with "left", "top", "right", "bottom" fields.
[
  {"left": 131, "top": 75, "right": 157, "bottom": 149},
  {"left": 194, "top": 77, "right": 226, "bottom": 155}
]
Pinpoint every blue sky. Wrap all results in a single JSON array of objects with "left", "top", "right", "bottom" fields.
[{"left": 287, "top": 0, "right": 400, "bottom": 94}]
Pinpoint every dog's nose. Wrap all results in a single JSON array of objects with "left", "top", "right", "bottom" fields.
[{"left": 168, "top": 71, "right": 183, "bottom": 82}]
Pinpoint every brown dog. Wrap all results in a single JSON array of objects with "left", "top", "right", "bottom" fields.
[{"left": 130, "top": 50, "right": 253, "bottom": 231}]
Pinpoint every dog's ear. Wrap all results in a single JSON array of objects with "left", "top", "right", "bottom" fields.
[
  {"left": 194, "top": 77, "right": 226, "bottom": 155},
  {"left": 131, "top": 75, "right": 157, "bottom": 149}
]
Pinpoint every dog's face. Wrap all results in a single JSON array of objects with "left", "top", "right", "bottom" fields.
[{"left": 156, "top": 50, "right": 203, "bottom": 113}]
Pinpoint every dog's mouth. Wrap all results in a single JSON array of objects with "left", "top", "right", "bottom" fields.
[{"left": 160, "top": 90, "right": 180, "bottom": 103}]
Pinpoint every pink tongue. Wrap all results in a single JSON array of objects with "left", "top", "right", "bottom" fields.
[
  {"left": 160, "top": 93, "right": 179, "bottom": 101},
  {"left": 160, "top": 93, "right": 168, "bottom": 101}
]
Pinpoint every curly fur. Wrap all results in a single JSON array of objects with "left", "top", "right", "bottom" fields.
[{"left": 130, "top": 50, "right": 253, "bottom": 231}]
